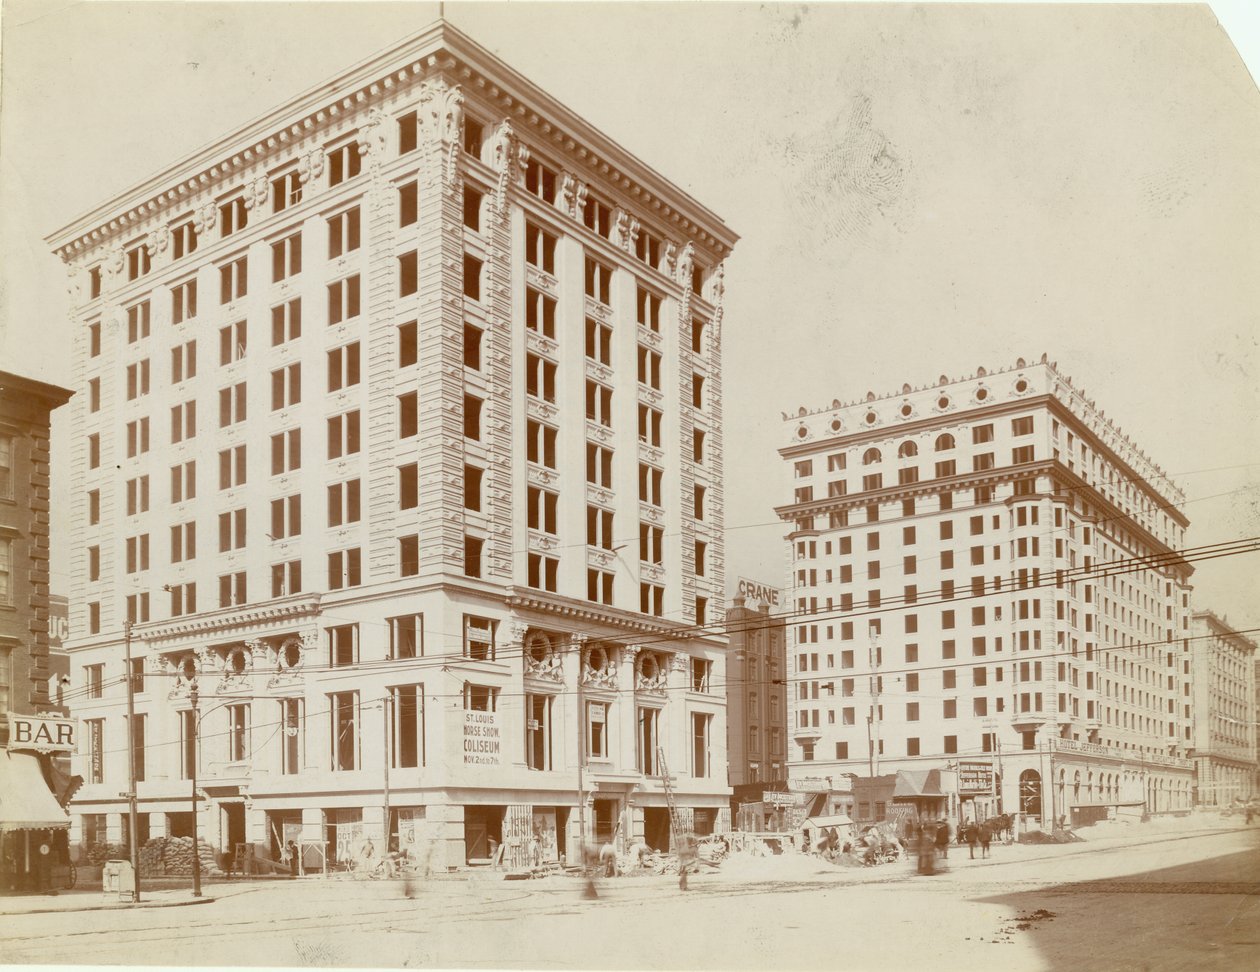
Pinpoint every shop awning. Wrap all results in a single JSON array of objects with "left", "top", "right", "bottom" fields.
[
  {"left": 893, "top": 769, "right": 946, "bottom": 799},
  {"left": 0, "top": 751, "right": 71, "bottom": 830}
]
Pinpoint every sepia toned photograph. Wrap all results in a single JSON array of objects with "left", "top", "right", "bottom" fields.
[{"left": 0, "top": 2, "right": 1258, "bottom": 970}]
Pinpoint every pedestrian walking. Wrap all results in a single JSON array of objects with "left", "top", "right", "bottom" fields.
[
  {"left": 978, "top": 823, "right": 992, "bottom": 859},
  {"left": 286, "top": 840, "right": 299, "bottom": 878},
  {"left": 964, "top": 823, "right": 979, "bottom": 860},
  {"left": 934, "top": 820, "right": 950, "bottom": 860}
]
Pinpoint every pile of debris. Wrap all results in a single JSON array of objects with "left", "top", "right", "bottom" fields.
[{"left": 138, "top": 836, "right": 224, "bottom": 876}]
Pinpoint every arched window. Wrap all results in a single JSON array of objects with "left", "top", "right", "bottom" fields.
[
  {"left": 934, "top": 433, "right": 955, "bottom": 451},
  {"left": 1073, "top": 771, "right": 1082, "bottom": 802},
  {"left": 897, "top": 440, "right": 918, "bottom": 459},
  {"left": 1019, "top": 769, "right": 1042, "bottom": 818},
  {"left": 862, "top": 447, "right": 882, "bottom": 465}
]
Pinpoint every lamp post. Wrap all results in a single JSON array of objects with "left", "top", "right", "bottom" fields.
[
  {"left": 190, "top": 680, "right": 201, "bottom": 898},
  {"left": 123, "top": 621, "right": 141, "bottom": 903}
]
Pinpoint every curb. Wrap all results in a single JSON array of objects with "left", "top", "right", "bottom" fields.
[{"left": 1, "top": 894, "right": 217, "bottom": 917}]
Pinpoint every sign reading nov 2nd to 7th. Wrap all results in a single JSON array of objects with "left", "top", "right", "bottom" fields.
[
  {"left": 7, "top": 714, "right": 77, "bottom": 753},
  {"left": 462, "top": 711, "right": 501, "bottom": 765}
]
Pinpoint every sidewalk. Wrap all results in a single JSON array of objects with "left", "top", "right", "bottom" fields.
[{"left": 0, "top": 884, "right": 251, "bottom": 916}]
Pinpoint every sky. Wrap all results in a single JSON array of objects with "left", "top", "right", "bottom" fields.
[{"left": 1, "top": 1, "right": 1257, "bottom": 630}]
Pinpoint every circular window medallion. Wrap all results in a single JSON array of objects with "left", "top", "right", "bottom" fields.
[
  {"left": 1015, "top": 378, "right": 1029, "bottom": 394},
  {"left": 864, "top": 411, "right": 877, "bottom": 426},
  {"left": 976, "top": 387, "right": 989, "bottom": 402},
  {"left": 797, "top": 426, "right": 808, "bottom": 439},
  {"left": 639, "top": 653, "right": 659, "bottom": 681},
  {"left": 830, "top": 419, "right": 842, "bottom": 433},
  {"left": 178, "top": 655, "right": 197, "bottom": 680},
  {"left": 586, "top": 644, "right": 609, "bottom": 673},
  {"left": 280, "top": 640, "right": 303, "bottom": 670},
  {"left": 227, "top": 647, "right": 248, "bottom": 675},
  {"left": 937, "top": 396, "right": 950, "bottom": 410},
  {"left": 526, "top": 632, "right": 552, "bottom": 665},
  {"left": 900, "top": 403, "right": 913, "bottom": 418}
]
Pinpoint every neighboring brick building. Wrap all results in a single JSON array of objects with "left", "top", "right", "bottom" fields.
[
  {"left": 725, "top": 594, "right": 788, "bottom": 787},
  {"left": 0, "top": 371, "right": 74, "bottom": 741}
]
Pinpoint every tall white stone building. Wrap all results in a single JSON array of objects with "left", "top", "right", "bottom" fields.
[
  {"left": 777, "top": 357, "right": 1195, "bottom": 827},
  {"left": 49, "top": 21, "right": 736, "bottom": 868},
  {"left": 1188, "top": 611, "right": 1256, "bottom": 806}
]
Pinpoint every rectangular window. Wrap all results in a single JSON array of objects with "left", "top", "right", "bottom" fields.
[
  {"left": 389, "top": 614, "right": 423, "bottom": 660},
  {"left": 327, "top": 479, "right": 362, "bottom": 527},
  {"left": 587, "top": 568, "right": 614, "bottom": 605},
  {"left": 125, "top": 359, "right": 150, "bottom": 400},
  {"left": 463, "top": 185, "right": 482, "bottom": 231},
  {"left": 179, "top": 710, "right": 196, "bottom": 781},
  {"left": 636, "top": 705, "right": 659, "bottom": 775},
  {"left": 636, "top": 288, "right": 662, "bottom": 332},
  {"left": 692, "top": 373, "right": 705, "bottom": 410},
  {"left": 218, "top": 381, "right": 247, "bottom": 427},
  {"left": 584, "top": 256, "right": 612, "bottom": 304},
  {"left": 527, "top": 354, "right": 558, "bottom": 402},
  {"left": 129, "top": 714, "right": 147, "bottom": 783},
  {"left": 464, "top": 683, "right": 499, "bottom": 712},
  {"left": 640, "top": 582, "right": 664, "bottom": 616},
  {"left": 124, "top": 419, "right": 150, "bottom": 458},
  {"left": 270, "top": 560, "right": 301, "bottom": 597},
  {"left": 327, "top": 342, "right": 361, "bottom": 392},
  {"left": 639, "top": 464, "right": 663, "bottom": 506},
  {"left": 525, "top": 223, "right": 557, "bottom": 273},
  {"left": 583, "top": 194, "right": 613, "bottom": 235},
  {"left": 330, "top": 691, "right": 359, "bottom": 771},
  {"left": 172, "top": 278, "right": 198, "bottom": 324},
  {"left": 271, "top": 299, "right": 302, "bottom": 345},
  {"left": 328, "top": 142, "right": 362, "bottom": 185},
  {"left": 219, "top": 256, "right": 248, "bottom": 304},
  {"left": 586, "top": 444, "right": 613, "bottom": 488},
  {"left": 126, "top": 242, "right": 152, "bottom": 281},
  {"left": 327, "top": 548, "right": 362, "bottom": 590},
  {"left": 269, "top": 494, "right": 302, "bottom": 540},
  {"left": 327, "top": 410, "right": 362, "bottom": 459},
  {"left": 587, "top": 701, "right": 609, "bottom": 759},
  {"left": 390, "top": 685, "right": 425, "bottom": 769},
  {"left": 270, "top": 362, "right": 301, "bottom": 410},
  {"left": 526, "top": 288, "right": 556, "bottom": 337},
  {"left": 638, "top": 404, "right": 663, "bottom": 447},
  {"left": 217, "top": 508, "right": 246, "bottom": 552},
  {"left": 328, "top": 624, "right": 359, "bottom": 667},
  {"left": 587, "top": 505, "right": 614, "bottom": 550},
  {"left": 328, "top": 275, "right": 361, "bottom": 325},
  {"left": 280, "top": 699, "right": 303, "bottom": 775},
  {"left": 463, "top": 323, "right": 482, "bottom": 370},
  {"left": 463, "top": 394, "right": 482, "bottom": 440},
  {"left": 527, "top": 694, "right": 554, "bottom": 772},
  {"left": 170, "top": 341, "right": 197, "bottom": 384},
  {"left": 586, "top": 318, "right": 612, "bottom": 364},
  {"left": 463, "top": 254, "right": 482, "bottom": 300},
  {"left": 973, "top": 424, "right": 994, "bottom": 444},
  {"left": 692, "top": 712, "right": 712, "bottom": 778},
  {"left": 172, "top": 221, "right": 198, "bottom": 261},
  {"left": 218, "top": 571, "right": 247, "bottom": 608},
  {"left": 219, "top": 196, "right": 247, "bottom": 238},
  {"left": 528, "top": 553, "right": 559, "bottom": 592},
  {"left": 399, "top": 251, "right": 418, "bottom": 297},
  {"left": 585, "top": 380, "right": 613, "bottom": 426},
  {"left": 126, "top": 301, "right": 151, "bottom": 342},
  {"left": 169, "top": 582, "right": 196, "bottom": 617},
  {"left": 399, "top": 463, "right": 419, "bottom": 510},
  {"left": 526, "top": 421, "right": 557, "bottom": 468},
  {"left": 464, "top": 616, "right": 496, "bottom": 661},
  {"left": 272, "top": 170, "right": 302, "bottom": 213},
  {"left": 170, "top": 468, "right": 196, "bottom": 509},
  {"left": 271, "top": 232, "right": 302, "bottom": 282},
  {"left": 527, "top": 487, "right": 559, "bottom": 534},
  {"left": 270, "top": 429, "right": 301, "bottom": 475},
  {"left": 637, "top": 346, "right": 662, "bottom": 389},
  {"left": 217, "top": 444, "right": 246, "bottom": 490},
  {"left": 525, "top": 157, "right": 558, "bottom": 202},
  {"left": 125, "top": 475, "right": 150, "bottom": 516},
  {"left": 1012, "top": 416, "right": 1034, "bottom": 436},
  {"left": 398, "top": 180, "right": 418, "bottom": 226},
  {"left": 639, "top": 522, "right": 664, "bottom": 564},
  {"left": 328, "top": 207, "right": 361, "bottom": 258}
]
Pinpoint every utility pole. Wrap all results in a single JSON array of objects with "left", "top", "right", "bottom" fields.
[
  {"left": 868, "top": 623, "right": 881, "bottom": 777},
  {"left": 123, "top": 621, "right": 141, "bottom": 902},
  {"left": 190, "top": 680, "right": 201, "bottom": 898},
  {"left": 383, "top": 694, "right": 392, "bottom": 851}
]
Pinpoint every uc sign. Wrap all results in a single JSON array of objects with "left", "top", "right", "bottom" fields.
[{"left": 7, "top": 714, "right": 77, "bottom": 753}]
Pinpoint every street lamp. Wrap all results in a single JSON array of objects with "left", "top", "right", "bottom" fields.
[{"left": 187, "top": 684, "right": 252, "bottom": 897}]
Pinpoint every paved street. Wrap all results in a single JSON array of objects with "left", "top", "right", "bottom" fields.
[{"left": 2, "top": 821, "right": 1257, "bottom": 970}]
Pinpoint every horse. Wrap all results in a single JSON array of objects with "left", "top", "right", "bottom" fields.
[{"left": 983, "top": 814, "right": 1014, "bottom": 844}]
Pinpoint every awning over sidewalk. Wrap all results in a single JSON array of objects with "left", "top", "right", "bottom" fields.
[
  {"left": 0, "top": 751, "right": 71, "bottom": 830},
  {"left": 893, "top": 769, "right": 946, "bottom": 799}
]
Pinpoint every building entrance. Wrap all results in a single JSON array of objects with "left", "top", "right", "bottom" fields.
[{"left": 464, "top": 805, "right": 505, "bottom": 864}]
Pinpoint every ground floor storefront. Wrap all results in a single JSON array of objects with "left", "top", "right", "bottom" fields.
[
  {"left": 0, "top": 750, "right": 74, "bottom": 894},
  {"left": 1193, "top": 755, "right": 1257, "bottom": 807},
  {"left": 69, "top": 787, "right": 731, "bottom": 873}
]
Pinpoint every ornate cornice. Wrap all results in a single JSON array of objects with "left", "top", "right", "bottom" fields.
[
  {"left": 135, "top": 594, "right": 322, "bottom": 643},
  {"left": 46, "top": 21, "right": 736, "bottom": 265},
  {"left": 504, "top": 587, "right": 712, "bottom": 640}
]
